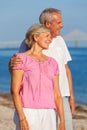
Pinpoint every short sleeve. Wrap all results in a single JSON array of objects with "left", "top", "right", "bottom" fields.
[
  {"left": 12, "top": 53, "right": 26, "bottom": 70},
  {"left": 60, "top": 37, "right": 72, "bottom": 64},
  {"left": 54, "top": 36, "right": 72, "bottom": 64},
  {"left": 51, "top": 58, "right": 59, "bottom": 75}
]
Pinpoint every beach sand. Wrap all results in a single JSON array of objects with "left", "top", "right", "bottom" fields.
[{"left": 0, "top": 93, "right": 87, "bottom": 130}]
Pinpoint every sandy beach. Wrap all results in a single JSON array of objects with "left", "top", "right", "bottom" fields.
[{"left": 0, "top": 93, "right": 87, "bottom": 130}]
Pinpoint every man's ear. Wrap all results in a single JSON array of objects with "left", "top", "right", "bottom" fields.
[{"left": 45, "top": 21, "right": 50, "bottom": 28}]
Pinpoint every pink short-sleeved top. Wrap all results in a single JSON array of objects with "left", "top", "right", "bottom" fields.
[{"left": 12, "top": 53, "right": 59, "bottom": 109}]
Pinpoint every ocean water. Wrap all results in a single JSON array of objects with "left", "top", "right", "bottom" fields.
[{"left": 0, "top": 47, "right": 87, "bottom": 105}]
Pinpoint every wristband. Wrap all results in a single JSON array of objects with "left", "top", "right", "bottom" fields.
[{"left": 20, "top": 117, "right": 26, "bottom": 122}]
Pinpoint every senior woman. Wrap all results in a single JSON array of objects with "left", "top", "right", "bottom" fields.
[{"left": 10, "top": 24, "right": 65, "bottom": 130}]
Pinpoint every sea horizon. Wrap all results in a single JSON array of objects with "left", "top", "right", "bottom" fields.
[{"left": 0, "top": 47, "right": 87, "bottom": 105}]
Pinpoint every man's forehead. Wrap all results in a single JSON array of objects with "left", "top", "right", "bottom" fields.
[{"left": 52, "top": 12, "right": 61, "bottom": 18}]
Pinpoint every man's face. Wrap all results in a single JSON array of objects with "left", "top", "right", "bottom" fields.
[{"left": 46, "top": 12, "right": 63, "bottom": 38}]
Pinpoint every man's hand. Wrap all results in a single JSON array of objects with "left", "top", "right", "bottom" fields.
[
  {"left": 69, "top": 96, "right": 75, "bottom": 115},
  {"left": 10, "top": 54, "right": 22, "bottom": 67},
  {"left": 9, "top": 53, "right": 22, "bottom": 73}
]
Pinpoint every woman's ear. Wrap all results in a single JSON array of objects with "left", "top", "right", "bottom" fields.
[{"left": 33, "top": 34, "right": 39, "bottom": 42}]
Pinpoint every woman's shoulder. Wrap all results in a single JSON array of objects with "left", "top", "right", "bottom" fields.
[
  {"left": 17, "top": 52, "right": 30, "bottom": 59},
  {"left": 16, "top": 52, "right": 33, "bottom": 64},
  {"left": 46, "top": 57, "right": 59, "bottom": 75},
  {"left": 16, "top": 52, "right": 26, "bottom": 56},
  {"left": 48, "top": 57, "right": 58, "bottom": 65}
]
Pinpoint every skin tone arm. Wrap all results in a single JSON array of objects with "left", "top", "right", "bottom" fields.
[
  {"left": 11, "top": 69, "right": 29, "bottom": 130},
  {"left": 54, "top": 75, "right": 65, "bottom": 130},
  {"left": 65, "top": 64, "right": 75, "bottom": 114}
]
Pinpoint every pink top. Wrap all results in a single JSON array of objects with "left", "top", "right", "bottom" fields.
[{"left": 12, "top": 53, "right": 59, "bottom": 110}]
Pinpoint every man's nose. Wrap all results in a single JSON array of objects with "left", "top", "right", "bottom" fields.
[{"left": 60, "top": 23, "right": 64, "bottom": 28}]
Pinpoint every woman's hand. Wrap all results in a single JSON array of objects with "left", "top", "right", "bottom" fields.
[
  {"left": 58, "top": 121, "right": 65, "bottom": 130},
  {"left": 20, "top": 119, "right": 29, "bottom": 130}
]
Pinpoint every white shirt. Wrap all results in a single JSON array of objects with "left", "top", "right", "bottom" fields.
[{"left": 43, "top": 36, "right": 72, "bottom": 97}]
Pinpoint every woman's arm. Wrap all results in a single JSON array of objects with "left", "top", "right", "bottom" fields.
[
  {"left": 54, "top": 75, "right": 65, "bottom": 130},
  {"left": 11, "top": 70, "right": 29, "bottom": 130}
]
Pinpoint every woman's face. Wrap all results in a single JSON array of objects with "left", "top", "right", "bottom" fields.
[{"left": 36, "top": 31, "right": 52, "bottom": 49}]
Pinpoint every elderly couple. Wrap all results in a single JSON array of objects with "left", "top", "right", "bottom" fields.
[{"left": 10, "top": 8, "right": 75, "bottom": 130}]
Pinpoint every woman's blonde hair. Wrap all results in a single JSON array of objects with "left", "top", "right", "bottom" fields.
[{"left": 25, "top": 24, "right": 50, "bottom": 49}]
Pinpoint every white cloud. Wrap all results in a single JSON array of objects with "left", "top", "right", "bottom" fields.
[{"left": 0, "top": 41, "right": 21, "bottom": 48}]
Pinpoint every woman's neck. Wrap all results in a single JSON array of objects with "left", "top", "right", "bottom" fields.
[
  {"left": 25, "top": 45, "right": 48, "bottom": 62},
  {"left": 30, "top": 45, "right": 43, "bottom": 56}
]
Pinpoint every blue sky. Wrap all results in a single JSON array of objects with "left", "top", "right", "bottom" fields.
[{"left": 0, "top": 0, "right": 87, "bottom": 41}]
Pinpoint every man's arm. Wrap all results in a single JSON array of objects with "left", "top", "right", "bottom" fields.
[
  {"left": 19, "top": 39, "right": 28, "bottom": 53},
  {"left": 65, "top": 64, "right": 75, "bottom": 114},
  {"left": 9, "top": 40, "right": 28, "bottom": 72}
]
